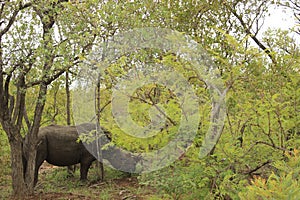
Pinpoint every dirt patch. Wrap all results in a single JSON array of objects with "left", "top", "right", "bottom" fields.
[
  {"left": 39, "top": 161, "right": 59, "bottom": 174},
  {"left": 110, "top": 177, "right": 140, "bottom": 188},
  {"left": 11, "top": 192, "right": 91, "bottom": 200},
  {"left": 88, "top": 177, "right": 148, "bottom": 200}
]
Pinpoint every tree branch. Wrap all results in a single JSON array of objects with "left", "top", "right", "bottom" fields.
[
  {"left": 0, "top": 2, "right": 32, "bottom": 37},
  {"left": 134, "top": 91, "right": 177, "bottom": 126},
  {"left": 26, "top": 64, "right": 76, "bottom": 88},
  {"left": 100, "top": 100, "right": 112, "bottom": 113},
  {"left": 23, "top": 105, "right": 31, "bottom": 131},
  {"left": 223, "top": 0, "right": 277, "bottom": 64},
  {"left": 15, "top": 75, "right": 26, "bottom": 132},
  {"left": 243, "top": 159, "right": 272, "bottom": 175}
]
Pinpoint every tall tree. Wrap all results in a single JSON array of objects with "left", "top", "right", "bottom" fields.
[{"left": 0, "top": 0, "right": 94, "bottom": 197}]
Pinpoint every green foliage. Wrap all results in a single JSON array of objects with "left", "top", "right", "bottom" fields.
[
  {"left": 139, "top": 145, "right": 247, "bottom": 200},
  {"left": 0, "top": 128, "right": 12, "bottom": 198},
  {"left": 239, "top": 150, "right": 300, "bottom": 200},
  {"left": 0, "top": 0, "right": 299, "bottom": 198}
]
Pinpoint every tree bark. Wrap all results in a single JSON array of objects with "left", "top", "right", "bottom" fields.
[
  {"left": 95, "top": 74, "right": 104, "bottom": 181},
  {"left": 1, "top": 119, "right": 29, "bottom": 196},
  {"left": 66, "top": 71, "right": 71, "bottom": 126},
  {"left": 24, "top": 83, "right": 48, "bottom": 187},
  {"left": 66, "top": 71, "right": 77, "bottom": 174},
  {"left": 9, "top": 138, "right": 28, "bottom": 197}
]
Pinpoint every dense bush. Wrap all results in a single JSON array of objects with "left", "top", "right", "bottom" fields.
[{"left": 239, "top": 149, "right": 300, "bottom": 200}]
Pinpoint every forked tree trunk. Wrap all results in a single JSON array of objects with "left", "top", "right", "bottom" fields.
[
  {"left": 24, "top": 83, "right": 48, "bottom": 188},
  {"left": 1, "top": 103, "right": 37, "bottom": 197},
  {"left": 1, "top": 121, "right": 31, "bottom": 197},
  {"left": 8, "top": 128, "right": 38, "bottom": 198},
  {"left": 1, "top": 81, "right": 51, "bottom": 197}
]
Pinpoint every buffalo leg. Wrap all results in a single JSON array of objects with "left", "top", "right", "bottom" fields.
[
  {"left": 67, "top": 165, "right": 76, "bottom": 176},
  {"left": 80, "top": 159, "right": 94, "bottom": 180},
  {"left": 34, "top": 145, "right": 47, "bottom": 186},
  {"left": 34, "top": 158, "right": 45, "bottom": 186}
]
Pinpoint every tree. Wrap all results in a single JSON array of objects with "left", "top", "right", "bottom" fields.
[
  {"left": 0, "top": 0, "right": 94, "bottom": 197},
  {"left": 1, "top": 0, "right": 298, "bottom": 198}
]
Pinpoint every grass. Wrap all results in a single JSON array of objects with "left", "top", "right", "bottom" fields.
[
  {"left": 0, "top": 132, "right": 166, "bottom": 200},
  {"left": 0, "top": 160, "right": 164, "bottom": 200},
  {"left": 0, "top": 131, "right": 199, "bottom": 200},
  {"left": 0, "top": 133, "right": 12, "bottom": 200}
]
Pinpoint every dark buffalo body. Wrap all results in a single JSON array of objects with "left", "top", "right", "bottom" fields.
[
  {"left": 27, "top": 123, "right": 139, "bottom": 186},
  {"left": 37, "top": 124, "right": 94, "bottom": 166}
]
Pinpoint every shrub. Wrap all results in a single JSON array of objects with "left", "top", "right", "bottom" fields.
[{"left": 239, "top": 149, "right": 300, "bottom": 200}]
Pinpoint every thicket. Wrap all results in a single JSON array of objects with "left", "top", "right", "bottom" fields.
[{"left": 0, "top": 0, "right": 299, "bottom": 199}]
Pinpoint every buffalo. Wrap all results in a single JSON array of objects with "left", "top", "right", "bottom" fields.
[{"left": 23, "top": 123, "right": 139, "bottom": 186}]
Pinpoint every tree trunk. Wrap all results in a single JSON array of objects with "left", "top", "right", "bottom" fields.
[
  {"left": 8, "top": 135, "right": 29, "bottom": 197},
  {"left": 95, "top": 74, "right": 104, "bottom": 181},
  {"left": 66, "top": 71, "right": 71, "bottom": 126},
  {"left": 1, "top": 119, "right": 30, "bottom": 197},
  {"left": 23, "top": 139, "right": 37, "bottom": 193},
  {"left": 65, "top": 71, "right": 76, "bottom": 174},
  {"left": 22, "top": 83, "right": 48, "bottom": 195}
]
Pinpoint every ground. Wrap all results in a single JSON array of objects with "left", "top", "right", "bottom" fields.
[
  {"left": 18, "top": 177, "right": 144, "bottom": 200},
  {"left": 5, "top": 162, "right": 161, "bottom": 200}
]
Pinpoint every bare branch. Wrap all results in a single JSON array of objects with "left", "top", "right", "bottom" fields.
[
  {"left": 223, "top": 0, "right": 277, "bottom": 64},
  {"left": 253, "top": 140, "right": 289, "bottom": 152},
  {"left": 242, "top": 159, "right": 272, "bottom": 175},
  {"left": 4, "top": 66, "right": 17, "bottom": 111},
  {"left": 100, "top": 100, "right": 112, "bottom": 113}
]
